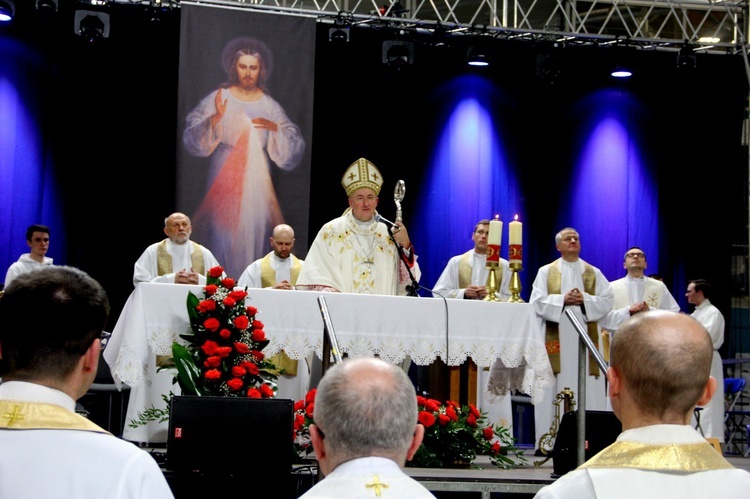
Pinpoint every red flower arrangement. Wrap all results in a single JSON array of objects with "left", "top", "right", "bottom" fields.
[
  {"left": 409, "top": 396, "right": 526, "bottom": 469},
  {"left": 171, "top": 266, "right": 279, "bottom": 397},
  {"left": 290, "top": 389, "right": 525, "bottom": 469}
]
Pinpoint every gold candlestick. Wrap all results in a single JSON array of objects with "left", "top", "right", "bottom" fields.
[
  {"left": 483, "top": 261, "right": 503, "bottom": 302},
  {"left": 507, "top": 261, "right": 525, "bottom": 303}
]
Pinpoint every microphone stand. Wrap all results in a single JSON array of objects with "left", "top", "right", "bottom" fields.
[{"left": 387, "top": 226, "right": 420, "bottom": 297}]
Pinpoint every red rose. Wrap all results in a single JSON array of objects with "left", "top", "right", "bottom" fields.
[
  {"left": 229, "top": 290, "right": 247, "bottom": 301},
  {"left": 424, "top": 399, "right": 441, "bottom": 412},
  {"left": 219, "top": 328, "right": 231, "bottom": 339},
  {"left": 223, "top": 296, "right": 236, "bottom": 307},
  {"left": 294, "top": 400, "right": 305, "bottom": 412},
  {"left": 416, "top": 395, "right": 427, "bottom": 406},
  {"left": 205, "top": 284, "right": 218, "bottom": 296},
  {"left": 200, "top": 340, "right": 219, "bottom": 355},
  {"left": 469, "top": 404, "right": 481, "bottom": 418},
  {"left": 204, "top": 369, "right": 221, "bottom": 380},
  {"left": 234, "top": 315, "right": 249, "bottom": 330},
  {"left": 231, "top": 365, "right": 246, "bottom": 377},
  {"left": 208, "top": 266, "right": 224, "bottom": 278},
  {"left": 252, "top": 320, "right": 264, "bottom": 329},
  {"left": 260, "top": 384, "right": 275, "bottom": 398},
  {"left": 251, "top": 349, "right": 264, "bottom": 361},
  {"left": 483, "top": 427, "right": 494, "bottom": 440},
  {"left": 203, "top": 317, "right": 220, "bottom": 332},
  {"left": 215, "top": 346, "right": 232, "bottom": 358},
  {"left": 203, "top": 356, "right": 221, "bottom": 368},
  {"left": 227, "top": 378, "right": 244, "bottom": 391},
  {"left": 466, "top": 414, "right": 477, "bottom": 427},
  {"left": 221, "top": 278, "right": 235, "bottom": 289},
  {"left": 294, "top": 413, "right": 305, "bottom": 429},
  {"left": 251, "top": 329, "right": 266, "bottom": 342},
  {"left": 246, "top": 306, "right": 258, "bottom": 316},
  {"left": 491, "top": 441, "right": 501, "bottom": 455},
  {"left": 418, "top": 411, "right": 436, "bottom": 427},
  {"left": 247, "top": 387, "right": 261, "bottom": 398},
  {"left": 305, "top": 388, "right": 317, "bottom": 405},
  {"left": 196, "top": 300, "right": 216, "bottom": 312},
  {"left": 447, "top": 400, "right": 460, "bottom": 409},
  {"left": 438, "top": 413, "right": 451, "bottom": 426},
  {"left": 305, "top": 402, "right": 314, "bottom": 418},
  {"left": 234, "top": 342, "right": 250, "bottom": 354},
  {"left": 445, "top": 406, "right": 458, "bottom": 421},
  {"left": 243, "top": 362, "right": 259, "bottom": 376}
]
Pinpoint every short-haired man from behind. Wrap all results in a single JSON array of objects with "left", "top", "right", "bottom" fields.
[
  {"left": 299, "top": 357, "right": 436, "bottom": 498},
  {"left": 0, "top": 266, "right": 175, "bottom": 499},
  {"left": 4, "top": 224, "right": 53, "bottom": 287},
  {"left": 534, "top": 310, "right": 750, "bottom": 499}
]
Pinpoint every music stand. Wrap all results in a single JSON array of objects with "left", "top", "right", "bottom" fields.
[{"left": 317, "top": 295, "right": 342, "bottom": 376}]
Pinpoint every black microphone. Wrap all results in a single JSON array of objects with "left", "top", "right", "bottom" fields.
[{"left": 374, "top": 214, "right": 398, "bottom": 229}]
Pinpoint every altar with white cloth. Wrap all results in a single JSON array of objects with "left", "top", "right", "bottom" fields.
[{"left": 104, "top": 282, "right": 554, "bottom": 444}]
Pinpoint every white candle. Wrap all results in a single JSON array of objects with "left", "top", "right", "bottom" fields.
[
  {"left": 488, "top": 217, "right": 502, "bottom": 246},
  {"left": 509, "top": 215, "right": 522, "bottom": 245}
]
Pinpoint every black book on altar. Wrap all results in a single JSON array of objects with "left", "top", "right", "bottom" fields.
[{"left": 165, "top": 395, "right": 294, "bottom": 476}]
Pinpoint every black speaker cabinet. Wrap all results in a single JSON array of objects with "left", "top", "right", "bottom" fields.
[{"left": 551, "top": 410, "right": 621, "bottom": 477}]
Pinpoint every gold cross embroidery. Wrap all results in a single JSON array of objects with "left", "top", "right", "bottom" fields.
[
  {"left": 365, "top": 474, "right": 389, "bottom": 496},
  {"left": 3, "top": 405, "right": 25, "bottom": 427},
  {"left": 348, "top": 172, "right": 357, "bottom": 181},
  {"left": 646, "top": 292, "right": 659, "bottom": 307},
  {"left": 371, "top": 172, "right": 380, "bottom": 182}
]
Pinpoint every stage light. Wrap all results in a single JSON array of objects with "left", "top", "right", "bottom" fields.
[
  {"left": 382, "top": 40, "right": 413, "bottom": 70},
  {"left": 467, "top": 46, "right": 490, "bottom": 67},
  {"left": 74, "top": 10, "right": 110, "bottom": 42},
  {"left": 0, "top": 0, "right": 15, "bottom": 23},
  {"left": 536, "top": 52, "right": 562, "bottom": 85},
  {"left": 677, "top": 44, "right": 697, "bottom": 71},
  {"left": 328, "top": 26, "right": 349, "bottom": 44},
  {"left": 36, "top": 0, "right": 58, "bottom": 15},
  {"left": 610, "top": 67, "right": 632, "bottom": 78}
]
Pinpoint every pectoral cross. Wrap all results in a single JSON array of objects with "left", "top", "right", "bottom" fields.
[
  {"left": 3, "top": 405, "right": 24, "bottom": 427},
  {"left": 363, "top": 258, "right": 374, "bottom": 273},
  {"left": 365, "top": 474, "right": 389, "bottom": 496}
]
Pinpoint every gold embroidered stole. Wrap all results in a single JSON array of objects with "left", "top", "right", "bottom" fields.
[
  {"left": 259, "top": 253, "right": 303, "bottom": 288},
  {"left": 458, "top": 251, "right": 502, "bottom": 291},
  {"left": 546, "top": 259, "right": 600, "bottom": 376},
  {"left": 156, "top": 239, "right": 206, "bottom": 276},
  {"left": 580, "top": 440, "right": 733, "bottom": 471},
  {"left": 0, "top": 400, "right": 110, "bottom": 434},
  {"left": 259, "top": 252, "right": 301, "bottom": 376}
]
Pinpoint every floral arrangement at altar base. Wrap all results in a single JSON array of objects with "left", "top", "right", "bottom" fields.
[
  {"left": 291, "top": 389, "right": 526, "bottom": 470},
  {"left": 170, "top": 265, "right": 279, "bottom": 397},
  {"left": 408, "top": 396, "right": 527, "bottom": 470}
]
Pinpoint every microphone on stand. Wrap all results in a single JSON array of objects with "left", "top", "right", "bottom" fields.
[{"left": 374, "top": 214, "right": 399, "bottom": 229}]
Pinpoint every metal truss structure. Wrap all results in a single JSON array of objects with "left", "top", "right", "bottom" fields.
[{"left": 168, "top": 0, "right": 748, "bottom": 54}]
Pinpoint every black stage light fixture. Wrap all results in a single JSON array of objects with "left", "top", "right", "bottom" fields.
[
  {"left": 536, "top": 52, "right": 562, "bottom": 85},
  {"left": 382, "top": 40, "right": 414, "bottom": 70},
  {"left": 467, "top": 45, "right": 490, "bottom": 67},
  {"left": 74, "top": 9, "right": 110, "bottom": 42},
  {"left": 36, "top": 0, "right": 58, "bottom": 15},
  {"left": 328, "top": 26, "right": 349, "bottom": 44},
  {"left": 677, "top": 44, "right": 697, "bottom": 71},
  {"left": 0, "top": 0, "right": 15, "bottom": 23}
]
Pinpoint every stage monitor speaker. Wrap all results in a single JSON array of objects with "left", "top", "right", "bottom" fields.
[{"left": 551, "top": 410, "right": 621, "bottom": 478}]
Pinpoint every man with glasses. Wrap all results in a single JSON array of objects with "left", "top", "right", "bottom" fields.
[
  {"left": 4, "top": 224, "right": 53, "bottom": 287},
  {"left": 529, "top": 227, "right": 614, "bottom": 454},
  {"left": 599, "top": 247, "right": 679, "bottom": 360}
]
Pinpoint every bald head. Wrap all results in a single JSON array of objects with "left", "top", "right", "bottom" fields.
[
  {"left": 610, "top": 310, "right": 713, "bottom": 423},
  {"left": 312, "top": 358, "right": 418, "bottom": 467},
  {"left": 270, "top": 224, "right": 295, "bottom": 259}
]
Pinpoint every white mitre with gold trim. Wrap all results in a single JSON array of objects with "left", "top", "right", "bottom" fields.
[{"left": 341, "top": 157, "right": 383, "bottom": 196}]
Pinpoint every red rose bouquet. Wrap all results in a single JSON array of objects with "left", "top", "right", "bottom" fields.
[
  {"left": 408, "top": 396, "right": 526, "bottom": 469},
  {"left": 291, "top": 389, "right": 525, "bottom": 469},
  {"left": 171, "top": 266, "right": 279, "bottom": 398}
]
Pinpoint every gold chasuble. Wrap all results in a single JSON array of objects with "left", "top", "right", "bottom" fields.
[
  {"left": 0, "top": 400, "right": 110, "bottom": 434},
  {"left": 546, "top": 259, "right": 600, "bottom": 376},
  {"left": 260, "top": 253, "right": 303, "bottom": 377},
  {"left": 580, "top": 440, "right": 733, "bottom": 471},
  {"left": 156, "top": 239, "right": 206, "bottom": 276},
  {"left": 458, "top": 251, "right": 503, "bottom": 290}
]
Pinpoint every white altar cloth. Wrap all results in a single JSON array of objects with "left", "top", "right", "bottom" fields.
[{"left": 104, "top": 283, "right": 554, "bottom": 444}]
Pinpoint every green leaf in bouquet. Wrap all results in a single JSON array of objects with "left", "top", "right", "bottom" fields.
[{"left": 172, "top": 342, "right": 202, "bottom": 396}]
